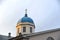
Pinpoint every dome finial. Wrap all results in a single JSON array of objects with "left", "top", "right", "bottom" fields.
[
  {"left": 25, "top": 9, "right": 27, "bottom": 14},
  {"left": 25, "top": 9, "right": 28, "bottom": 17}
]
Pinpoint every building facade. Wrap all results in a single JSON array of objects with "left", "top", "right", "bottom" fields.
[
  {"left": 16, "top": 9, "right": 35, "bottom": 36},
  {"left": 9, "top": 9, "right": 60, "bottom": 40}
]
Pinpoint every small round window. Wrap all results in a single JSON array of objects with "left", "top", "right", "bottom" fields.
[{"left": 47, "top": 37, "right": 54, "bottom": 40}]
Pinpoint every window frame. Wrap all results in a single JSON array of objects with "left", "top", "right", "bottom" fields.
[
  {"left": 30, "top": 27, "right": 32, "bottom": 33},
  {"left": 23, "top": 27, "right": 26, "bottom": 32},
  {"left": 47, "top": 37, "right": 54, "bottom": 40},
  {"left": 17, "top": 28, "right": 19, "bottom": 34}
]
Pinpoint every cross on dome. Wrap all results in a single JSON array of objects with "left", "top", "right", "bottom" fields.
[
  {"left": 25, "top": 9, "right": 28, "bottom": 17},
  {"left": 25, "top": 9, "right": 27, "bottom": 14}
]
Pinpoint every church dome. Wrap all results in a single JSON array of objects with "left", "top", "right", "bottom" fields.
[{"left": 17, "top": 14, "right": 34, "bottom": 24}]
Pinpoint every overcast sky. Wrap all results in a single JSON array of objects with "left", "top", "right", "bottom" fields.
[{"left": 0, "top": 0, "right": 60, "bottom": 36}]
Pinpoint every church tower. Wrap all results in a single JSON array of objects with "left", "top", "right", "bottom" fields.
[{"left": 16, "top": 9, "right": 35, "bottom": 36}]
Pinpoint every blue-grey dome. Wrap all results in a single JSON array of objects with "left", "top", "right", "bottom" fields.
[{"left": 18, "top": 14, "right": 34, "bottom": 24}]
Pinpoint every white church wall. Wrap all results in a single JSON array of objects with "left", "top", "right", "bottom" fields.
[{"left": 29, "top": 30, "right": 60, "bottom": 40}]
